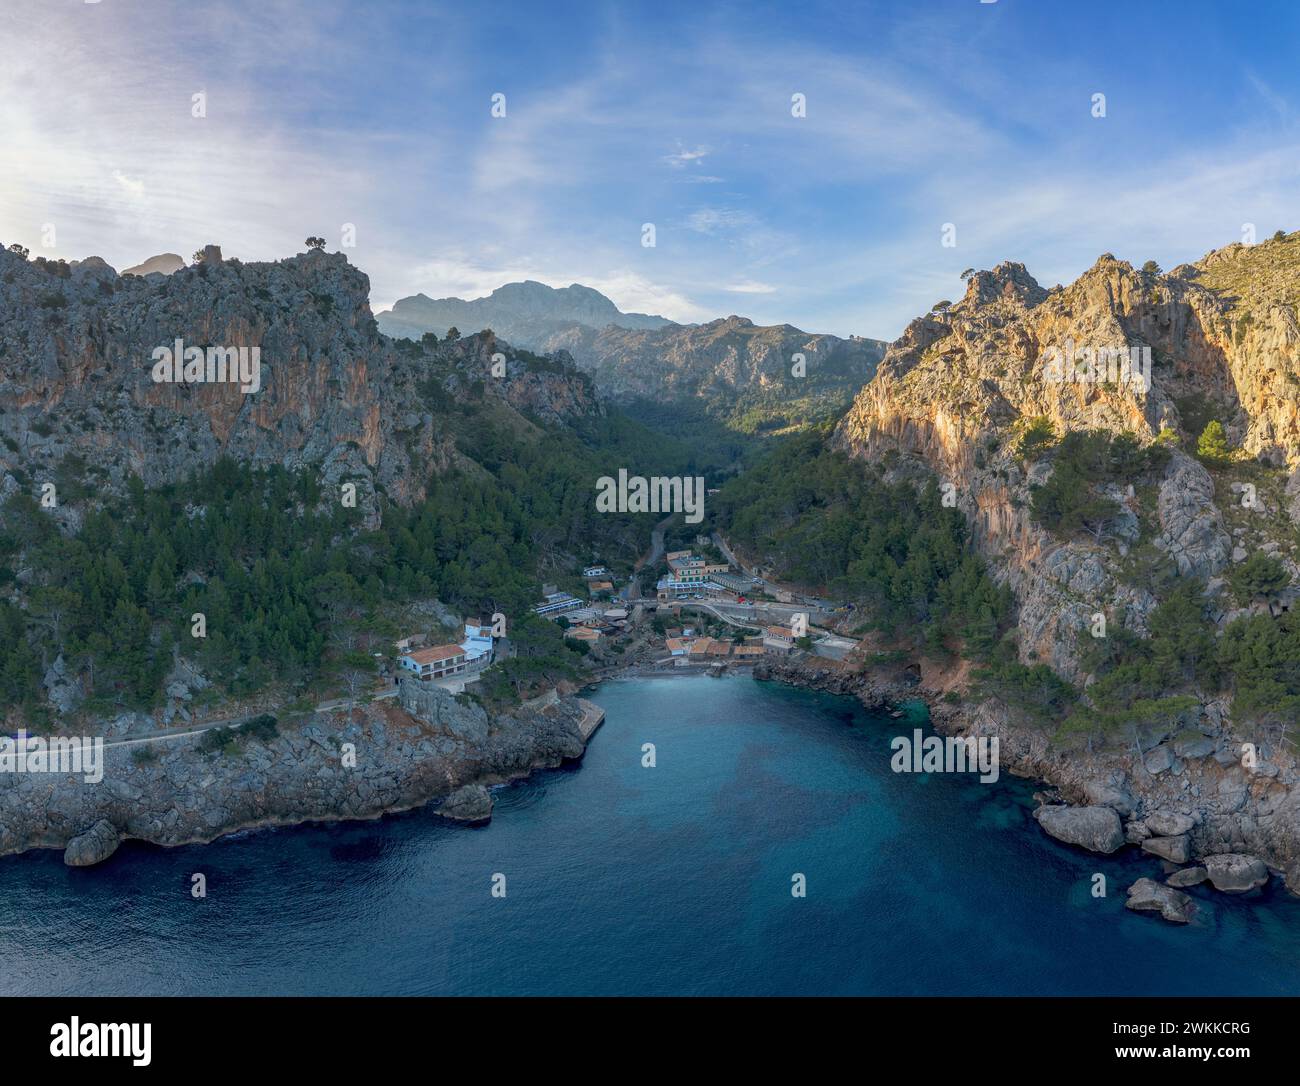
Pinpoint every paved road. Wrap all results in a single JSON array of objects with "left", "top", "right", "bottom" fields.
[{"left": 97, "top": 686, "right": 400, "bottom": 751}]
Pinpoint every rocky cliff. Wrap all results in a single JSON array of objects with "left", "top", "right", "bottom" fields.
[
  {"left": 0, "top": 247, "right": 602, "bottom": 511},
  {"left": 0, "top": 682, "right": 591, "bottom": 865},
  {"left": 835, "top": 235, "right": 1300, "bottom": 675},
  {"left": 828, "top": 232, "right": 1300, "bottom": 899}
]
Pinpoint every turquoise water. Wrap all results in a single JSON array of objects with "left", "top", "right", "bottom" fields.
[{"left": 1, "top": 674, "right": 1298, "bottom": 995}]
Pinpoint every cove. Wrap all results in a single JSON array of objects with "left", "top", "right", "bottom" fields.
[{"left": 1, "top": 674, "right": 1299, "bottom": 996}]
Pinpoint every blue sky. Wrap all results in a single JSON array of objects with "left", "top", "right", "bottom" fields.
[{"left": 2, "top": 0, "right": 1298, "bottom": 337}]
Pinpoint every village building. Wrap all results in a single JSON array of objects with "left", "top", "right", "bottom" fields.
[
  {"left": 459, "top": 622, "right": 495, "bottom": 670},
  {"left": 665, "top": 637, "right": 691, "bottom": 657},
  {"left": 534, "top": 591, "right": 583, "bottom": 618},
  {"left": 564, "top": 626, "right": 601, "bottom": 644},
  {"left": 582, "top": 565, "right": 610, "bottom": 579},
  {"left": 394, "top": 632, "right": 428, "bottom": 653},
  {"left": 399, "top": 644, "right": 469, "bottom": 681}
]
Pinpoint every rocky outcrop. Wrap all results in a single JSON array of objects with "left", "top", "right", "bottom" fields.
[
  {"left": 834, "top": 239, "right": 1300, "bottom": 673},
  {"left": 0, "top": 247, "right": 602, "bottom": 509},
  {"left": 1033, "top": 804, "right": 1125, "bottom": 853},
  {"left": 0, "top": 688, "right": 592, "bottom": 866},
  {"left": 436, "top": 783, "right": 493, "bottom": 824},
  {"left": 1203, "top": 853, "right": 1269, "bottom": 894},
  {"left": 1126, "top": 878, "right": 1197, "bottom": 923},
  {"left": 63, "top": 819, "right": 121, "bottom": 866}
]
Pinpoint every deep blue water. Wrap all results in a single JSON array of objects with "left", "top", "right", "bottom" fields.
[{"left": 2, "top": 674, "right": 1299, "bottom": 995}]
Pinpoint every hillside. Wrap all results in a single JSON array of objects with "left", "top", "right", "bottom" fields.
[{"left": 0, "top": 246, "right": 680, "bottom": 723}]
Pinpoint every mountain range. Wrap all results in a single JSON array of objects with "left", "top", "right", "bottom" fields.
[{"left": 378, "top": 279, "right": 887, "bottom": 403}]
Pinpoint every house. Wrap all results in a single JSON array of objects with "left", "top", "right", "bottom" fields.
[
  {"left": 665, "top": 549, "right": 693, "bottom": 562},
  {"left": 582, "top": 565, "right": 610, "bottom": 579},
  {"left": 603, "top": 607, "right": 628, "bottom": 622},
  {"left": 732, "top": 644, "right": 765, "bottom": 659},
  {"left": 665, "top": 637, "right": 691, "bottom": 657},
  {"left": 688, "top": 637, "right": 715, "bottom": 659},
  {"left": 587, "top": 579, "right": 615, "bottom": 597},
  {"left": 702, "top": 561, "right": 730, "bottom": 575},
  {"left": 399, "top": 644, "right": 468, "bottom": 681},
  {"left": 706, "top": 640, "right": 732, "bottom": 657},
  {"left": 534, "top": 591, "right": 583, "bottom": 618},
  {"left": 394, "top": 632, "right": 428, "bottom": 653},
  {"left": 460, "top": 622, "right": 495, "bottom": 670},
  {"left": 564, "top": 626, "right": 601, "bottom": 644}
]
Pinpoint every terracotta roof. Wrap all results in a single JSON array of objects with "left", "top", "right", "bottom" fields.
[
  {"left": 733, "top": 645, "right": 765, "bottom": 656},
  {"left": 706, "top": 641, "right": 732, "bottom": 655},
  {"left": 404, "top": 644, "right": 465, "bottom": 665}
]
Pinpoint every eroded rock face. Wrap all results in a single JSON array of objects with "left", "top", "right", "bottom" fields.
[
  {"left": 1033, "top": 804, "right": 1125, "bottom": 853},
  {"left": 1126, "top": 877, "right": 1197, "bottom": 923},
  {"left": 0, "top": 248, "right": 602, "bottom": 509},
  {"left": 1203, "top": 853, "right": 1269, "bottom": 893},
  {"left": 833, "top": 241, "right": 1300, "bottom": 674}
]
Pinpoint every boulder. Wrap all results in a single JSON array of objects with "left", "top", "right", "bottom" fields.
[
  {"left": 435, "top": 783, "right": 493, "bottom": 824},
  {"left": 1125, "top": 878, "right": 1197, "bottom": 923},
  {"left": 1145, "top": 810, "right": 1195, "bottom": 837},
  {"left": 1142, "top": 834, "right": 1191, "bottom": 863},
  {"left": 63, "top": 819, "right": 121, "bottom": 867},
  {"left": 1033, "top": 804, "right": 1125, "bottom": 854},
  {"left": 1144, "top": 744, "right": 1175, "bottom": 775},
  {"left": 1125, "top": 819, "right": 1151, "bottom": 844},
  {"left": 1083, "top": 780, "right": 1135, "bottom": 817},
  {"left": 1203, "top": 853, "right": 1269, "bottom": 894},
  {"left": 1167, "top": 866, "right": 1208, "bottom": 888}
]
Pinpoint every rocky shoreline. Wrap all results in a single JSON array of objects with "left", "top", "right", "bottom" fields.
[
  {"left": 0, "top": 681, "right": 597, "bottom": 868},
  {"left": 754, "top": 654, "right": 1300, "bottom": 920}
]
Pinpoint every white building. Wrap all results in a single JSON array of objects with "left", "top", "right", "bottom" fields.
[{"left": 460, "top": 622, "right": 495, "bottom": 670}]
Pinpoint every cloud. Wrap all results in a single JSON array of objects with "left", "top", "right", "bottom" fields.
[
  {"left": 725, "top": 280, "right": 777, "bottom": 294},
  {"left": 663, "top": 145, "right": 710, "bottom": 168}
]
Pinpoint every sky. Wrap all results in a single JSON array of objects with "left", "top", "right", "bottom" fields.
[{"left": 1, "top": 0, "right": 1298, "bottom": 339}]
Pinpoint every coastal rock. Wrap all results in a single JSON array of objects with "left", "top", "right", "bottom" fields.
[
  {"left": 1203, "top": 853, "right": 1269, "bottom": 894},
  {"left": 1142, "top": 834, "right": 1191, "bottom": 863},
  {"left": 63, "top": 820, "right": 121, "bottom": 867},
  {"left": 1126, "top": 878, "right": 1197, "bottom": 924},
  {"left": 1083, "top": 780, "right": 1136, "bottom": 817},
  {"left": 1167, "top": 866, "right": 1208, "bottom": 888},
  {"left": 1033, "top": 804, "right": 1125, "bottom": 854},
  {"left": 1125, "top": 819, "right": 1151, "bottom": 844},
  {"left": 1144, "top": 810, "right": 1196, "bottom": 837},
  {"left": 436, "top": 783, "right": 493, "bottom": 824}
]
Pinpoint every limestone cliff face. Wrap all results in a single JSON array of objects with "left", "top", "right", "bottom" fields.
[
  {"left": 834, "top": 234, "right": 1300, "bottom": 677},
  {"left": 0, "top": 247, "right": 602, "bottom": 510}
]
